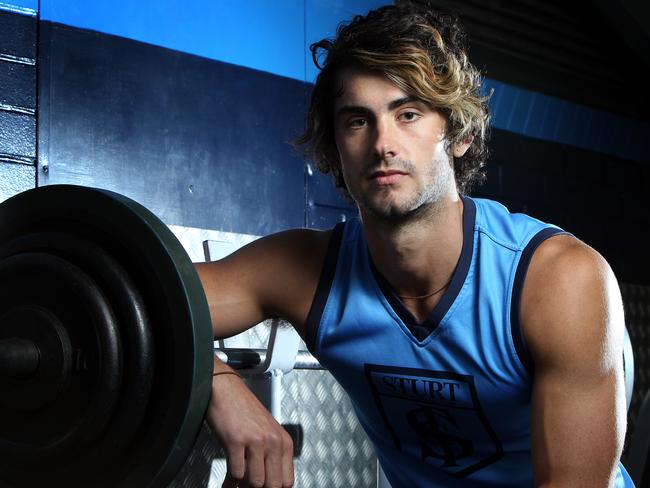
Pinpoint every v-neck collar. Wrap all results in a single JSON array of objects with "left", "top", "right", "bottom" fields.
[{"left": 367, "top": 197, "right": 476, "bottom": 342}]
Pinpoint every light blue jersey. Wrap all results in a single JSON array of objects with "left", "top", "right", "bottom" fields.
[{"left": 305, "top": 196, "right": 634, "bottom": 487}]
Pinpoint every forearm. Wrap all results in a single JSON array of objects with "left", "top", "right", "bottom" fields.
[{"left": 207, "top": 355, "right": 295, "bottom": 487}]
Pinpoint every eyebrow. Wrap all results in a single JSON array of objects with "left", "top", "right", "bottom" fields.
[
  {"left": 388, "top": 96, "right": 421, "bottom": 110},
  {"left": 336, "top": 96, "right": 423, "bottom": 118}
]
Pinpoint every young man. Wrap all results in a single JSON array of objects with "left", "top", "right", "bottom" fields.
[{"left": 196, "top": 4, "right": 634, "bottom": 487}]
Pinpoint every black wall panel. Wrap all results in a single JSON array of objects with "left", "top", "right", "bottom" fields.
[
  {"left": 475, "top": 128, "right": 650, "bottom": 286},
  {"left": 38, "top": 22, "right": 309, "bottom": 236},
  {"left": 415, "top": 0, "right": 650, "bottom": 120}
]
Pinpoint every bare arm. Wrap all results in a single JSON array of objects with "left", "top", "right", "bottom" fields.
[
  {"left": 522, "top": 235, "right": 626, "bottom": 487},
  {"left": 196, "top": 228, "right": 330, "bottom": 340},
  {"left": 195, "top": 228, "right": 330, "bottom": 488}
]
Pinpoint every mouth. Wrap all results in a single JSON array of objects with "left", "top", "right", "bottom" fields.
[{"left": 368, "top": 169, "right": 409, "bottom": 186}]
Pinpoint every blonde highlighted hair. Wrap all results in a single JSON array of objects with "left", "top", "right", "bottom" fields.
[{"left": 295, "top": 3, "right": 491, "bottom": 197}]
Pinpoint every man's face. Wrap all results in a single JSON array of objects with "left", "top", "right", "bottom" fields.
[{"left": 333, "top": 68, "right": 460, "bottom": 222}]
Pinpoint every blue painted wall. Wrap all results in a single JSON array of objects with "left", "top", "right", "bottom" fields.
[{"left": 39, "top": 0, "right": 390, "bottom": 83}]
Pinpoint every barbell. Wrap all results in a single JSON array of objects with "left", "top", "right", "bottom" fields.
[{"left": 0, "top": 185, "right": 213, "bottom": 487}]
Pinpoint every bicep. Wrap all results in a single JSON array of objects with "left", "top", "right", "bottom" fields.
[
  {"left": 196, "top": 256, "right": 268, "bottom": 340},
  {"left": 195, "top": 229, "right": 329, "bottom": 340},
  {"left": 522, "top": 238, "right": 626, "bottom": 487}
]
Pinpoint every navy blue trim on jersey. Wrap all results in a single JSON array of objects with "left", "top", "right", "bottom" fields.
[
  {"left": 369, "top": 197, "right": 477, "bottom": 342},
  {"left": 369, "top": 263, "right": 425, "bottom": 340},
  {"left": 510, "top": 227, "right": 570, "bottom": 374},
  {"left": 305, "top": 221, "right": 346, "bottom": 353}
]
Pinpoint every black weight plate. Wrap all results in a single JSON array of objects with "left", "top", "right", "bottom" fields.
[
  {"left": 0, "top": 252, "right": 122, "bottom": 466},
  {"left": 0, "top": 185, "right": 213, "bottom": 487},
  {"left": 0, "top": 231, "right": 154, "bottom": 474}
]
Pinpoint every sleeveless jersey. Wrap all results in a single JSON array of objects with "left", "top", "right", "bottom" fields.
[{"left": 305, "top": 196, "right": 634, "bottom": 487}]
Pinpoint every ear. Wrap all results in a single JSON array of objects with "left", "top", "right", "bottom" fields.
[{"left": 452, "top": 135, "right": 474, "bottom": 158}]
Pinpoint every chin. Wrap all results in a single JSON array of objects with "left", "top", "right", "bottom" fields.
[
  {"left": 372, "top": 194, "right": 449, "bottom": 222},
  {"left": 361, "top": 200, "right": 422, "bottom": 222}
]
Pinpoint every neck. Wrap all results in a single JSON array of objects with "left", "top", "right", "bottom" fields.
[{"left": 361, "top": 194, "right": 465, "bottom": 300}]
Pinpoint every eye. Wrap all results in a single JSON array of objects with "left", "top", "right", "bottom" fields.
[
  {"left": 399, "top": 111, "right": 421, "bottom": 122},
  {"left": 348, "top": 117, "right": 368, "bottom": 128}
]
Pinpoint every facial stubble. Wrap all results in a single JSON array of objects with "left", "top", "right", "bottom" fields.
[{"left": 349, "top": 154, "right": 456, "bottom": 223}]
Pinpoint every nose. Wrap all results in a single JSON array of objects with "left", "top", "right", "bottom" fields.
[{"left": 373, "top": 118, "right": 398, "bottom": 160}]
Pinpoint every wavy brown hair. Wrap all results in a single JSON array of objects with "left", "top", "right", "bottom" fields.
[{"left": 295, "top": 2, "right": 491, "bottom": 197}]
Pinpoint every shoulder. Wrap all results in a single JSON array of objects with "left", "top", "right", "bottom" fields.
[
  {"left": 522, "top": 234, "right": 615, "bottom": 311},
  {"left": 520, "top": 234, "right": 624, "bottom": 370}
]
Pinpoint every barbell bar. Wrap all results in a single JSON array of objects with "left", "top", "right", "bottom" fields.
[{"left": 215, "top": 348, "right": 323, "bottom": 371}]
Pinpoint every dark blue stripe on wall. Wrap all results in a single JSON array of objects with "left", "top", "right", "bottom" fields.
[
  {"left": 484, "top": 78, "right": 647, "bottom": 165},
  {"left": 38, "top": 22, "right": 309, "bottom": 236}
]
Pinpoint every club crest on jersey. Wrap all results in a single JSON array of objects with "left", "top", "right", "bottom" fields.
[{"left": 365, "top": 364, "right": 504, "bottom": 477}]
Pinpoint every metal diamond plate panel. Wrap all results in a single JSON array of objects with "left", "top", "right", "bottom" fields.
[
  {"left": 170, "top": 370, "right": 376, "bottom": 487},
  {"left": 621, "top": 283, "right": 650, "bottom": 460}
]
